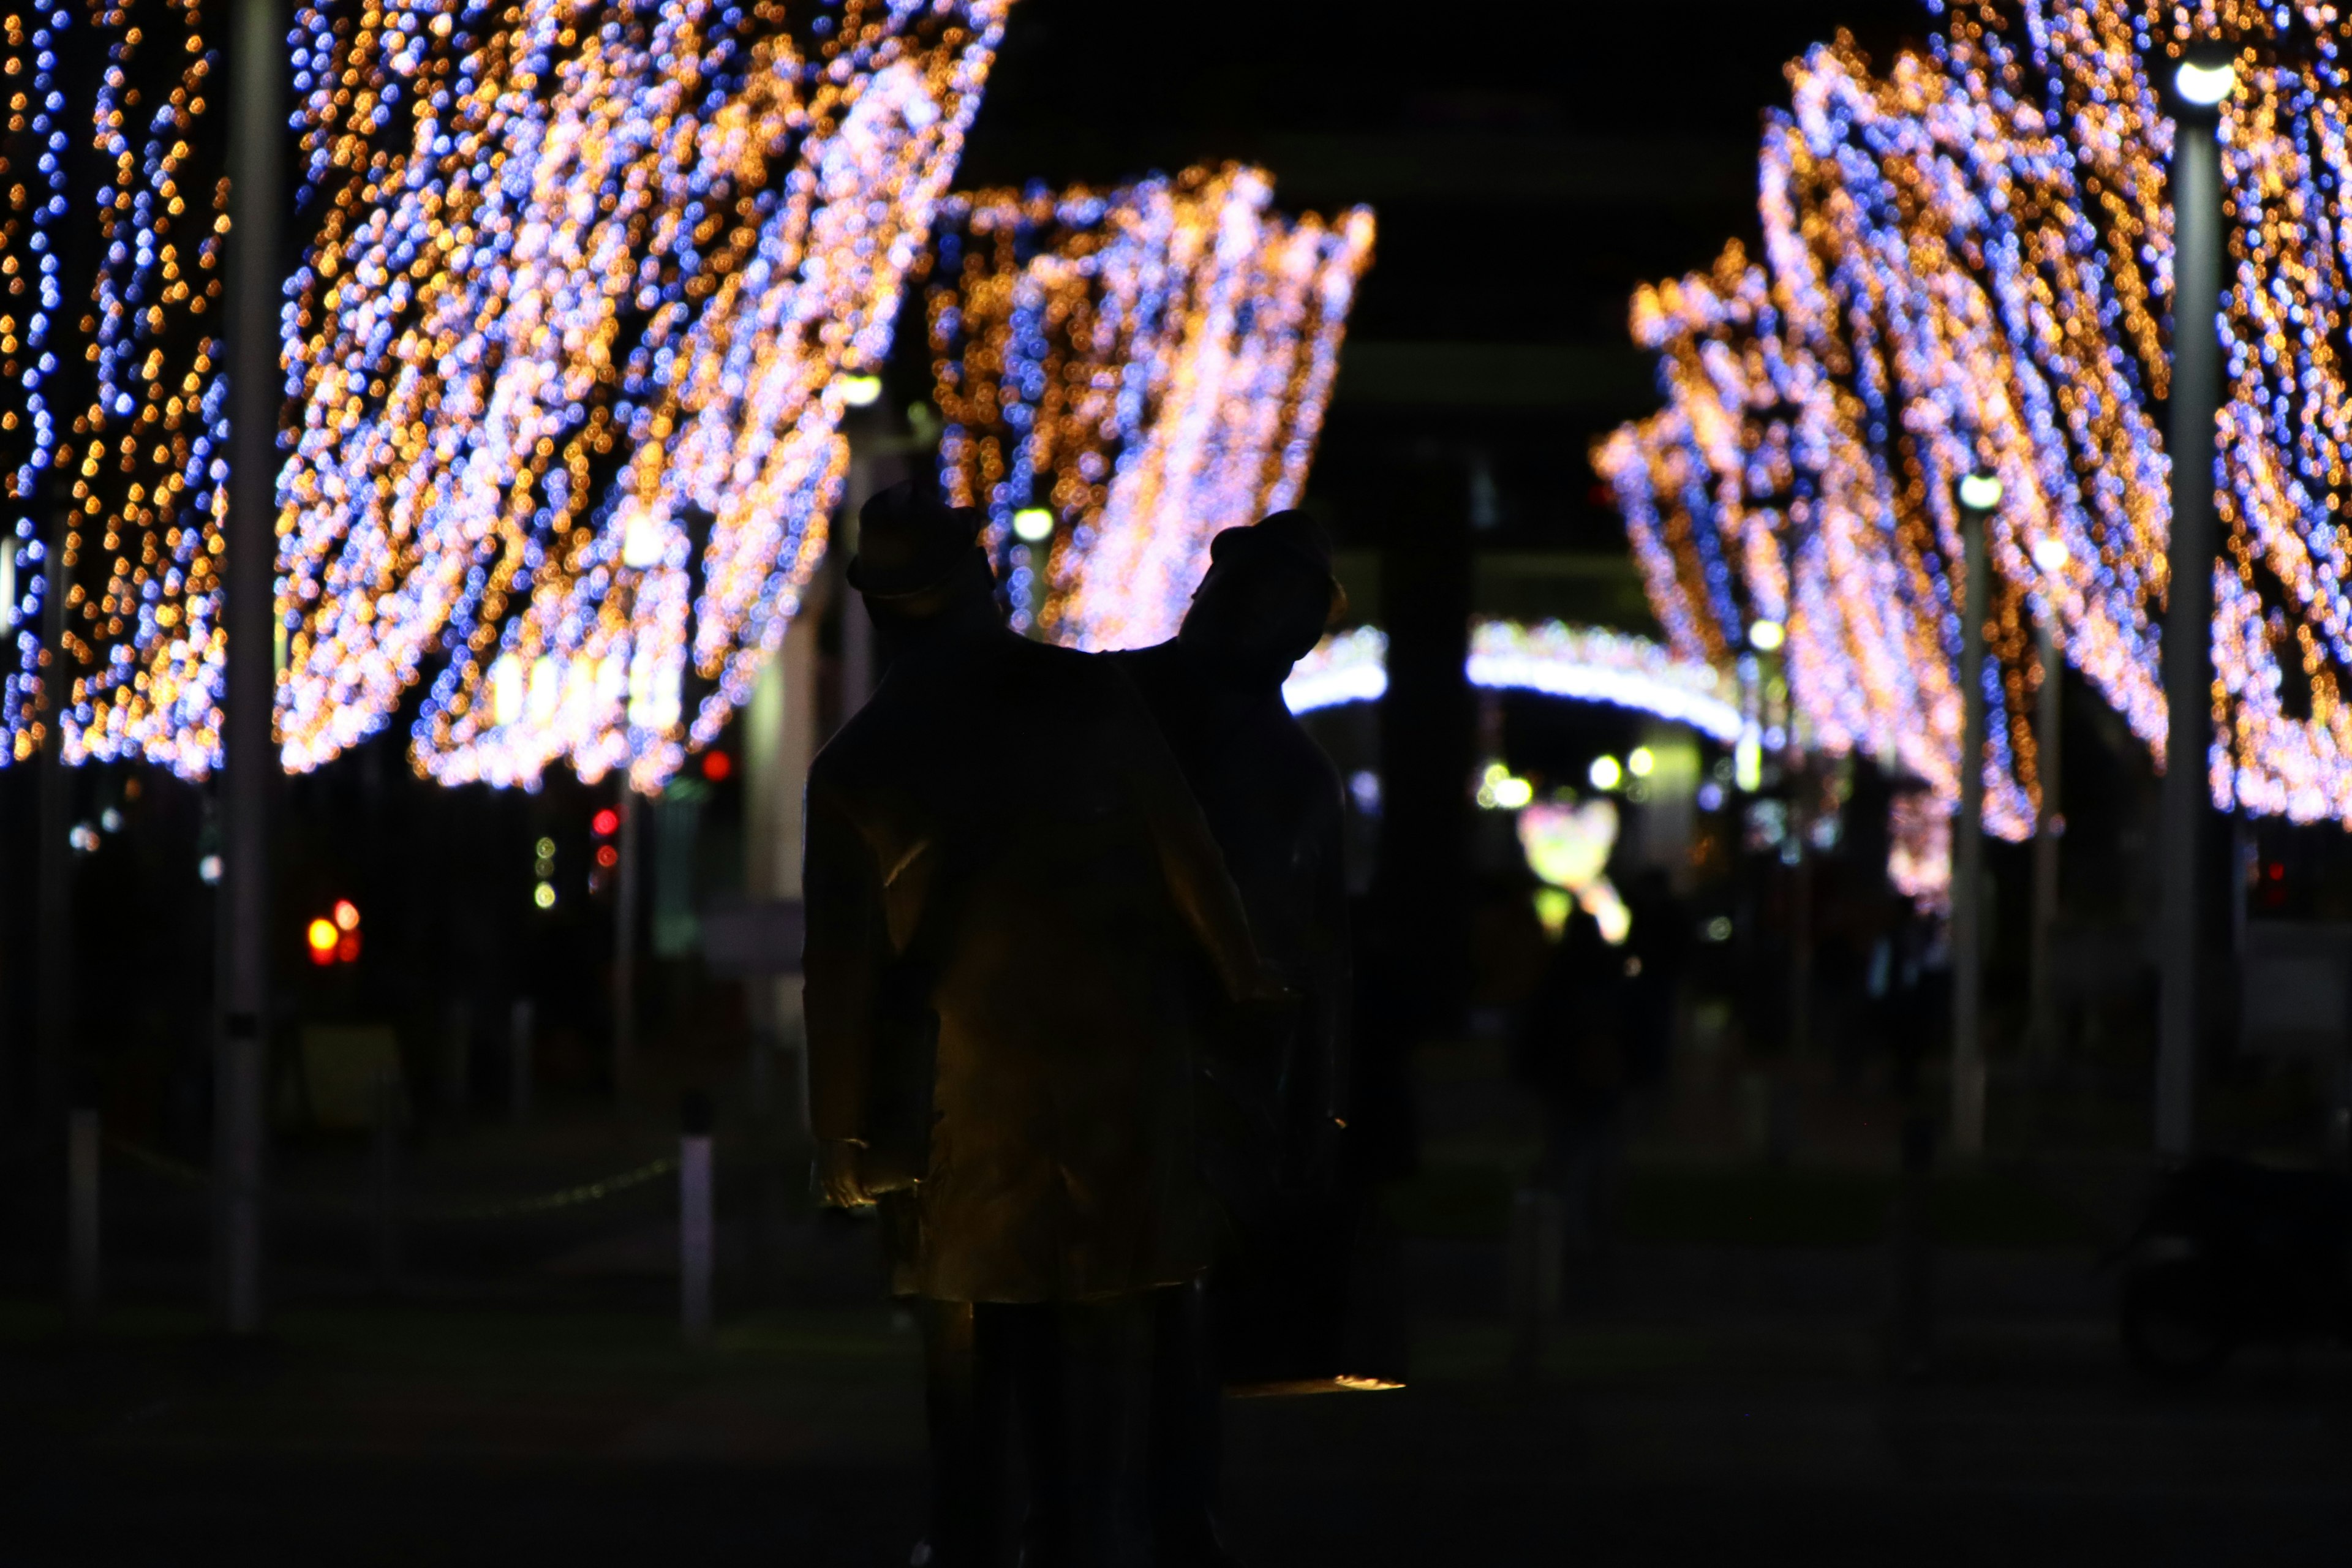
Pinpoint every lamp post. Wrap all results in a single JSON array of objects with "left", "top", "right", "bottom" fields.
[
  {"left": 2028, "top": 541, "right": 2066, "bottom": 1067},
  {"left": 1951, "top": 470, "right": 2000, "bottom": 1158},
  {"left": 214, "top": 0, "right": 288, "bottom": 1336},
  {"left": 2157, "top": 48, "right": 2234, "bottom": 1159},
  {"left": 614, "top": 787, "right": 641, "bottom": 1104}
]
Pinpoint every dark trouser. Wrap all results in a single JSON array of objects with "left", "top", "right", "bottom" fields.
[
  {"left": 1539, "top": 1101, "right": 1621, "bottom": 1261},
  {"left": 1146, "top": 1276, "right": 1233, "bottom": 1565},
  {"left": 921, "top": 1300, "right": 1015, "bottom": 1567},
  {"left": 921, "top": 1289, "right": 1169, "bottom": 1568}
]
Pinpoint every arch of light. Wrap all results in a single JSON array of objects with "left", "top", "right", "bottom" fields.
[
  {"left": 926, "top": 164, "right": 1374, "bottom": 647},
  {"left": 280, "top": 0, "right": 1013, "bottom": 790},
  {"left": 1281, "top": 620, "right": 1743, "bottom": 742},
  {"left": 1600, "top": 2, "right": 2352, "bottom": 835}
]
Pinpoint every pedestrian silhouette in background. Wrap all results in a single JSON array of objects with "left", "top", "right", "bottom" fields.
[
  {"left": 1618, "top": 867, "right": 1688, "bottom": 1102},
  {"left": 1515, "top": 894, "right": 1632, "bottom": 1268},
  {"left": 803, "top": 479, "right": 1283, "bottom": 1567}
]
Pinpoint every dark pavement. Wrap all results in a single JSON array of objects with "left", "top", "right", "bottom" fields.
[{"left": 7, "top": 1228, "right": 2351, "bottom": 1567}]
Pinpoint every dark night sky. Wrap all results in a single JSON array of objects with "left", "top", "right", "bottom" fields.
[{"left": 938, "top": 0, "right": 1932, "bottom": 570}]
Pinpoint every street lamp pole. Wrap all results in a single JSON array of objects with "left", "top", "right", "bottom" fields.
[
  {"left": 2029, "top": 606, "right": 2063, "bottom": 1064},
  {"left": 2157, "top": 51, "right": 2233, "bottom": 1160},
  {"left": 1952, "top": 473, "right": 2000, "bottom": 1157},
  {"left": 215, "top": 0, "right": 287, "bottom": 1334}
]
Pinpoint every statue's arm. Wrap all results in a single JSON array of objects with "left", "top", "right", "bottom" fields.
[
  {"left": 802, "top": 778, "right": 887, "bottom": 1204},
  {"left": 1118, "top": 706, "right": 1278, "bottom": 1003}
]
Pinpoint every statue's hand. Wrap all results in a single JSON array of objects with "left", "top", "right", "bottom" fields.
[
  {"left": 816, "top": 1139, "right": 875, "bottom": 1208},
  {"left": 1240, "top": 965, "right": 1296, "bottom": 1008},
  {"left": 1281, "top": 1112, "right": 1344, "bottom": 1195}
]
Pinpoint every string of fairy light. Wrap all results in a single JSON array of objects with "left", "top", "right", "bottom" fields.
[
  {"left": 1283, "top": 620, "right": 1742, "bottom": 741},
  {"left": 0, "top": 0, "right": 231, "bottom": 777},
  {"left": 1604, "top": 1, "right": 2352, "bottom": 843},
  {"left": 281, "top": 0, "right": 1012, "bottom": 790},
  {"left": 0, "top": 0, "right": 1379, "bottom": 793},
  {"left": 0, "top": 1, "right": 75, "bottom": 758},
  {"left": 927, "top": 164, "right": 1373, "bottom": 647}
]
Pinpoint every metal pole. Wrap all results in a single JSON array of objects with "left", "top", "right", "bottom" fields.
[
  {"left": 67, "top": 1106, "right": 98, "bottom": 1327},
  {"left": 2158, "top": 106, "right": 2223, "bottom": 1160},
  {"left": 35, "top": 496, "right": 70, "bottom": 1125},
  {"left": 614, "top": 788, "right": 640, "bottom": 1104},
  {"left": 680, "top": 1090, "right": 714, "bottom": 1349},
  {"left": 441, "top": 996, "right": 470, "bottom": 1122},
  {"left": 1951, "top": 494, "right": 1990, "bottom": 1157},
  {"left": 216, "top": 0, "right": 287, "bottom": 1337},
  {"left": 1790, "top": 781, "right": 1814, "bottom": 1063},
  {"left": 2029, "top": 614, "right": 2063, "bottom": 1062}
]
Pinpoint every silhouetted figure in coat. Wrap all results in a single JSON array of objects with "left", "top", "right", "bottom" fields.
[
  {"left": 1115, "top": 511, "right": 1351, "bottom": 1567},
  {"left": 1618, "top": 868, "right": 1688, "bottom": 1096},
  {"left": 804, "top": 481, "right": 1281, "bottom": 1567},
  {"left": 1515, "top": 903, "right": 1632, "bottom": 1262}
]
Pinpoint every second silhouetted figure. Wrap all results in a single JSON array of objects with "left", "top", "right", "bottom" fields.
[{"left": 804, "top": 480, "right": 1281, "bottom": 1567}]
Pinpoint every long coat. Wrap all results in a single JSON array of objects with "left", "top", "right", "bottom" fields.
[
  {"left": 1117, "top": 640, "right": 1359, "bottom": 1386},
  {"left": 803, "top": 622, "right": 1268, "bottom": 1305},
  {"left": 1114, "top": 642, "right": 1349, "bottom": 1206}
]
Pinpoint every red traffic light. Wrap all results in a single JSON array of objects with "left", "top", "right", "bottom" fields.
[
  {"left": 592, "top": 807, "right": 620, "bottom": 837},
  {"left": 701, "top": 750, "right": 733, "bottom": 782}
]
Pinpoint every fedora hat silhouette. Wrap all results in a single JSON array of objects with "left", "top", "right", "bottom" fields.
[{"left": 848, "top": 479, "right": 988, "bottom": 599}]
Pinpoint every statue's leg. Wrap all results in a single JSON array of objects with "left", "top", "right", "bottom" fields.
[
  {"left": 922, "top": 1298, "right": 1012, "bottom": 1567},
  {"left": 1057, "top": 1287, "right": 1167, "bottom": 1568},
  {"left": 1148, "top": 1275, "right": 1237, "bottom": 1565},
  {"left": 1002, "top": 1301, "right": 1067, "bottom": 1567}
]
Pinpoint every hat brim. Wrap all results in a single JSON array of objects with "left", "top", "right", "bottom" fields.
[
  {"left": 848, "top": 542, "right": 988, "bottom": 600},
  {"left": 1208, "top": 526, "right": 1330, "bottom": 579}
]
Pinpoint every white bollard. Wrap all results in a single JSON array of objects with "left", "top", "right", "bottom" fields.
[
  {"left": 509, "top": 997, "right": 535, "bottom": 1123},
  {"left": 1506, "top": 1185, "right": 1564, "bottom": 1372},
  {"left": 371, "top": 1066, "right": 402, "bottom": 1295},
  {"left": 67, "top": 1108, "right": 99, "bottom": 1325},
  {"left": 680, "top": 1091, "right": 715, "bottom": 1349}
]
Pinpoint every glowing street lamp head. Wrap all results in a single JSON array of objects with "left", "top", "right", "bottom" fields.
[
  {"left": 2032, "top": 536, "right": 2070, "bottom": 573},
  {"left": 1956, "top": 472, "right": 2003, "bottom": 511},
  {"left": 836, "top": 374, "right": 884, "bottom": 407},
  {"left": 1589, "top": 754, "right": 1624, "bottom": 791},
  {"left": 1011, "top": 507, "right": 1055, "bottom": 545},
  {"left": 2174, "top": 58, "right": 2236, "bottom": 108},
  {"left": 1747, "top": 618, "right": 1785, "bottom": 653}
]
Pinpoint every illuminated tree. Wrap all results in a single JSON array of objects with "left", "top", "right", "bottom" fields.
[
  {"left": 927, "top": 163, "right": 1373, "bottom": 648},
  {"left": 1604, "top": 2, "right": 2352, "bottom": 829},
  {"left": 0, "top": 0, "right": 235, "bottom": 777},
  {"left": 282, "top": 0, "right": 1012, "bottom": 790}
]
